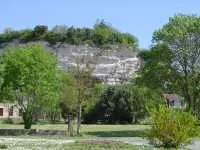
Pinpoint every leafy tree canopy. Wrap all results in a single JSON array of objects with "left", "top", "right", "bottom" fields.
[
  {"left": 138, "top": 14, "right": 200, "bottom": 115},
  {"left": 84, "top": 84, "right": 164, "bottom": 124},
  {"left": 0, "top": 44, "right": 61, "bottom": 128}
]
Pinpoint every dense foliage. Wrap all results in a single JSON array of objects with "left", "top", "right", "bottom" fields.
[
  {"left": 148, "top": 105, "right": 198, "bottom": 148},
  {"left": 60, "top": 73, "right": 105, "bottom": 120},
  {"left": 136, "top": 44, "right": 174, "bottom": 92},
  {"left": 137, "top": 14, "right": 200, "bottom": 116},
  {"left": 0, "top": 21, "right": 138, "bottom": 49},
  {"left": 60, "top": 72, "right": 77, "bottom": 119},
  {"left": 84, "top": 85, "right": 164, "bottom": 124},
  {"left": 0, "top": 44, "right": 61, "bottom": 129}
]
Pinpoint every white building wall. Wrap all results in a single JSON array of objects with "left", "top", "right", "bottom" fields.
[{"left": 0, "top": 103, "right": 21, "bottom": 118}]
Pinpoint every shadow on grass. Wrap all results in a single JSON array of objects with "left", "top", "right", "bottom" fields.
[{"left": 85, "top": 130, "right": 149, "bottom": 137}]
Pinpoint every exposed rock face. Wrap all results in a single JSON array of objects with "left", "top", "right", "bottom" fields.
[{"left": 0, "top": 41, "right": 140, "bottom": 84}]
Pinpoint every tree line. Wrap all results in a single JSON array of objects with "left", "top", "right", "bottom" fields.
[{"left": 0, "top": 20, "right": 138, "bottom": 49}]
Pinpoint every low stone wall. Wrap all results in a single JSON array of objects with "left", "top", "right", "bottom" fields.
[
  {"left": 0, "top": 129, "right": 36, "bottom": 136},
  {"left": 36, "top": 129, "right": 67, "bottom": 136},
  {"left": 0, "top": 129, "right": 67, "bottom": 136}
]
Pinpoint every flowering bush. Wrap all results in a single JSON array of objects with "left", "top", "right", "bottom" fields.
[{"left": 148, "top": 105, "right": 198, "bottom": 148}]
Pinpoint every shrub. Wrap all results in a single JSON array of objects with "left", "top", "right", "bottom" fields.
[
  {"left": 0, "top": 144, "right": 7, "bottom": 149},
  {"left": 0, "top": 118, "right": 13, "bottom": 124},
  {"left": 148, "top": 105, "right": 198, "bottom": 148},
  {"left": 19, "top": 30, "right": 35, "bottom": 42},
  {"left": 34, "top": 25, "right": 48, "bottom": 35},
  {"left": 83, "top": 85, "right": 164, "bottom": 124}
]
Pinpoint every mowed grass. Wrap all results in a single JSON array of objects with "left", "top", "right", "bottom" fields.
[
  {"left": 81, "top": 124, "right": 149, "bottom": 137},
  {"left": 0, "top": 124, "right": 149, "bottom": 137}
]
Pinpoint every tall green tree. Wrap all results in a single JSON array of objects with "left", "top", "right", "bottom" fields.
[
  {"left": 0, "top": 44, "right": 60, "bottom": 129},
  {"left": 60, "top": 72, "right": 77, "bottom": 120},
  {"left": 69, "top": 52, "right": 99, "bottom": 135},
  {"left": 139, "top": 14, "right": 200, "bottom": 114},
  {"left": 137, "top": 44, "right": 174, "bottom": 92}
]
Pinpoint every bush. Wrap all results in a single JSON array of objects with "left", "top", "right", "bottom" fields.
[
  {"left": 83, "top": 85, "right": 164, "bottom": 124},
  {"left": 148, "top": 105, "right": 198, "bottom": 148},
  {"left": 0, "top": 118, "right": 13, "bottom": 124},
  {"left": 19, "top": 30, "right": 35, "bottom": 42},
  {"left": 34, "top": 25, "right": 48, "bottom": 35},
  {"left": 0, "top": 144, "right": 7, "bottom": 149}
]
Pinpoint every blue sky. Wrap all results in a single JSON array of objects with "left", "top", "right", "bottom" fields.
[{"left": 0, "top": 0, "right": 199, "bottom": 48}]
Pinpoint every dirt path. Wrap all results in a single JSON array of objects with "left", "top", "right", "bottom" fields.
[
  {"left": 185, "top": 138, "right": 200, "bottom": 150},
  {"left": 114, "top": 137, "right": 200, "bottom": 150}
]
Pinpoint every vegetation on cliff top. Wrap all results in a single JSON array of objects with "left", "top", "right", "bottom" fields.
[{"left": 0, "top": 20, "right": 138, "bottom": 49}]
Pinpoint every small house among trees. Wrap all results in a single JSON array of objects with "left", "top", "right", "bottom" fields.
[
  {"left": 163, "top": 94, "right": 184, "bottom": 108},
  {"left": 0, "top": 103, "right": 22, "bottom": 119}
]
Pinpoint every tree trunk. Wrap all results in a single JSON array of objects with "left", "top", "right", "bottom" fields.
[
  {"left": 184, "top": 86, "right": 193, "bottom": 112},
  {"left": 50, "top": 111, "right": 57, "bottom": 124},
  {"left": 77, "top": 104, "right": 82, "bottom": 135},
  {"left": 23, "top": 110, "right": 33, "bottom": 129},
  {"left": 132, "top": 112, "right": 137, "bottom": 124},
  {"left": 132, "top": 115, "right": 136, "bottom": 124},
  {"left": 181, "top": 75, "right": 193, "bottom": 112},
  {"left": 67, "top": 114, "right": 73, "bottom": 136}
]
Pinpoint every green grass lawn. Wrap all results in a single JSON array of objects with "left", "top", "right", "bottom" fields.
[{"left": 0, "top": 124, "right": 149, "bottom": 137}]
